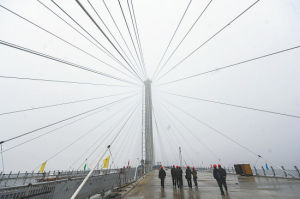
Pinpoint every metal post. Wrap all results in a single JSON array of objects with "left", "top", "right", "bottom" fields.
[
  {"left": 262, "top": 166, "right": 266, "bottom": 176},
  {"left": 294, "top": 166, "right": 300, "bottom": 178},
  {"left": 14, "top": 171, "right": 20, "bottom": 185},
  {"left": 23, "top": 171, "right": 28, "bottom": 185},
  {"left": 71, "top": 146, "right": 110, "bottom": 199},
  {"left": 144, "top": 80, "right": 154, "bottom": 172},
  {"left": 0, "top": 172, "right": 3, "bottom": 187},
  {"left": 179, "top": 147, "right": 182, "bottom": 168},
  {"left": 5, "top": 171, "right": 12, "bottom": 187},
  {"left": 141, "top": 85, "right": 145, "bottom": 168},
  {"left": 254, "top": 166, "right": 259, "bottom": 176},
  {"left": 271, "top": 166, "right": 276, "bottom": 177},
  {"left": 281, "top": 166, "right": 287, "bottom": 178}
]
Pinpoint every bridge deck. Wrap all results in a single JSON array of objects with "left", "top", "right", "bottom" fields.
[{"left": 124, "top": 169, "right": 300, "bottom": 199}]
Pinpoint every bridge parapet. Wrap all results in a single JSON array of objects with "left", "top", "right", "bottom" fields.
[
  {"left": 0, "top": 167, "right": 144, "bottom": 199},
  {"left": 195, "top": 166, "right": 300, "bottom": 179}
]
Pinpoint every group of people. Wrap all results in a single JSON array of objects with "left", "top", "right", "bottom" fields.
[
  {"left": 158, "top": 165, "right": 198, "bottom": 189},
  {"left": 158, "top": 164, "right": 228, "bottom": 196}
]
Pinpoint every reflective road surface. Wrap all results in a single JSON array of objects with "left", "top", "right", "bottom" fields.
[{"left": 124, "top": 169, "right": 300, "bottom": 199}]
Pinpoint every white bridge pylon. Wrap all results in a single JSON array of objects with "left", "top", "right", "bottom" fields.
[{"left": 144, "top": 79, "right": 154, "bottom": 172}]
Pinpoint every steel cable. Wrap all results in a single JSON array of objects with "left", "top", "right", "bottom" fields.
[
  {"left": 33, "top": 101, "right": 134, "bottom": 171},
  {"left": 158, "top": 44, "right": 300, "bottom": 85},
  {"left": 161, "top": 91, "right": 300, "bottom": 119},
  {"left": 2, "top": 95, "right": 137, "bottom": 153},
  {"left": 162, "top": 98, "right": 261, "bottom": 158},
  {"left": 130, "top": 0, "right": 147, "bottom": 77},
  {"left": 36, "top": 0, "right": 138, "bottom": 81},
  {"left": 50, "top": 0, "right": 141, "bottom": 82},
  {"left": 116, "top": 0, "right": 144, "bottom": 78},
  {"left": 0, "top": 94, "right": 136, "bottom": 144},
  {"left": 127, "top": 0, "right": 147, "bottom": 78},
  {"left": 156, "top": 0, "right": 261, "bottom": 81},
  {"left": 102, "top": 0, "right": 142, "bottom": 78},
  {"left": 86, "top": 0, "right": 142, "bottom": 78},
  {"left": 158, "top": 99, "right": 221, "bottom": 162},
  {"left": 0, "top": 75, "right": 132, "bottom": 87},
  {"left": 0, "top": 92, "right": 133, "bottom": 117},
  {"left": 75, "top": 0, "right": 143, "bottom": 82},
  {"left": 71, "top": 103, "right": 136, "bottom": 169},
  {"left": 0, "top": 40, "right": 136, "bottom": 85}
]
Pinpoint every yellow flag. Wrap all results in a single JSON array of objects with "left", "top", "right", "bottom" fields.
[
  {"left": 102, "top": 156, "right": 110, "bottom": 168},
  {"left": 39, "top": 161, "right": 47, "bottom": 173}
]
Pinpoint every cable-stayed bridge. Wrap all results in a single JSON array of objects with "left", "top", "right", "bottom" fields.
[{"left": 0, "top": 0, "right": 300, "bottom": 198}]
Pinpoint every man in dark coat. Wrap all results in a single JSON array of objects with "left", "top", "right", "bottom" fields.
[
  {"left": 192, "top": 167, "right": 198, "bottom": 187},
  {"left": 218, "top": 164, "right": 228, "bottom": 192},
  {"left": 185, "top": 166, "right": 192, "bottom": 188},
  {"left": 158, "top": 166, "right": 166, "bottom": 188},
  {"left": 177, "top": 166, "right": 183, "bottom": 188},
  {"left": 213, "top": 164, "right": 225, "bottom": 195},
  {"left": 175, "top": 166, "right": 180, "bottom": 188},
  {"left": 171, "top": 165, "right": 177, "bottom": 187}
]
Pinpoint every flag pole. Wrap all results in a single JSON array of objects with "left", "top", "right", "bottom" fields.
[{"left": 71, "top": 145, "right": 110, "bottom": 199}]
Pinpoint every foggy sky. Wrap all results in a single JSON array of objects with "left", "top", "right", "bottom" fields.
[{"left": 0, "top": 0, "right": 299, "bottom": 172}]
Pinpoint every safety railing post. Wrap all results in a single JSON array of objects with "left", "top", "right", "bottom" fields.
[
  {"left": 294, "top": 166, "right": 300, "bottom": 178},
  {"left": 271, "top": 166, "right": 276, "bottom": 177},
  {"left": 0, "top": 172, "right": 3, "bottom": 186},
  {"left": 262, "top": 166, "right": 266, "bottom": 176},
  {"left": 14, "top": 171, "right": 20, "bottom": 185},
  {"left": 281, "top": 166, "right": 287, "bottom": 178},
  {"left": 4, "top": 171, "right": 12, "bottom": 187},
  {"left": 254, "top": 166, "right": 258, "bottom": 176},
  {"left": 23, "top": 171, "right": 28, "bottom": 185}
]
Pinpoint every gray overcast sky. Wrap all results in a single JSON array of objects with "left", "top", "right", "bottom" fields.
[{"left": 0, "top": 0, "right": 299, "bottom": 172}]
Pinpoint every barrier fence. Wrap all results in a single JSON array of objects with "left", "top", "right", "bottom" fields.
[
  {"left": 0, "top": 167, "right": 144, "bottom": 199},
  {"left": 197, "top": 165, "right": 300, "bottom": 179}
]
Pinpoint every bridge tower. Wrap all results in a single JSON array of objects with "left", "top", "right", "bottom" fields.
[{"left": 143, "top": 79, "right": 154, "bottom": 172}]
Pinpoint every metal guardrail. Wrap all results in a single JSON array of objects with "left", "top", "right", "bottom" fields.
[
  {"left": 0, "top": 167, "right": 144, "bottom": 199},
  {"left": 198, "top": 165, "right": 300, "bottom": 179},
  {"left": 251, "top": 166, "right": 300, "bottom": 178},
  {"left": 0, "top": 169, "right": 121, "bottom": 188}
]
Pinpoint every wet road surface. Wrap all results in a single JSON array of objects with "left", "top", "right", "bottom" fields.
[{"left": 124, "top": 169, "right": 300, "bottom": 199}]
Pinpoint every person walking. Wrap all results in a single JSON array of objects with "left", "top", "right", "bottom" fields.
[
  {"left": 192, "top": 167, "right": 198, "bottom": 187},
  {"left": 185, "top": 166, "right": 192, "bottom": 188},
  {"left": 213, "top": 164, "right": 225, "bottom": 195},
  {"left": 176, "top": 166, "right": 183, "bottom": 188},
  {"left": 159, "top": 166, "right": 166, "bottom": 188},
  {"left": 218, "top": 164, "right": 228, "bottom": 192},
  {"left": 175, "top": 166, "right": 180, "bottom": 188},
  {"left": 171, "top": 165, "right": 177, "bottom": 188}
]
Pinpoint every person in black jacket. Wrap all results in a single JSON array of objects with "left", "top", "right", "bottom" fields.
[
  {"left": 192, "top": 167, "right": 198, "bottom": 187},
  {"left": 177, "top": 166, "right": 183, "bottom": 188},
  {"left": 175, "top": 166, "right": 180, "bottom": 188},
  {"left": 213, "top": 164, "right": 225, "bottom": 195},
  {"left": 158, "top": 166, "right": 166, "bottom": 188},
  {"left": 171, "top": 165, "right": 177, "bottom": 187},
  {"left": 185, "top": 166, "right": 192, "bottom": 188},
  {"left": 218, "top": 164, "right": 228, "bottom": 192}
]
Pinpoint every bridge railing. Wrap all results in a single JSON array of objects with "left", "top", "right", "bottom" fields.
[
  {"left": 196, "top": 166, "right": 300, "bottom": 179},
  {"left": 0, "top": 167, "right": 144, "bottom": 199},
  {"left": 251, "top": 166, "right": 300, "bottom": 179},
  {"left": 0, "top": 168, "right": 123, "bottom": 188}
]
